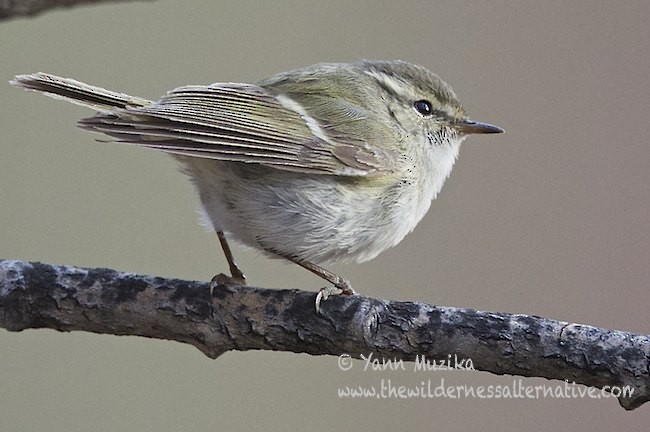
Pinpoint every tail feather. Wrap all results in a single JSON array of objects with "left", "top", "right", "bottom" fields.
[{"left": 10, "top": 73, "right": 151, "bottom": 113}]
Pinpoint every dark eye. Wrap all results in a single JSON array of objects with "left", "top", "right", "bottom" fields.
[{"left": 414, "top": 99, "right": 433, "bottom": 116}]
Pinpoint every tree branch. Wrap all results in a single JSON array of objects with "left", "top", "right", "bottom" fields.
[
  {"left": 0, "top": 0, "right": 150, "bottom": 21},
  {"left": 0, "top": 259, "right": 648, "bottom": 410}
]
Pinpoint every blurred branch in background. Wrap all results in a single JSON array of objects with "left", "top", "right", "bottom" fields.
[
  {"left": 0, "top": 0, "right": 149, "bottom": 21},
  {"left": 0, "top": 259, "right": 648, "bottom": 410}
]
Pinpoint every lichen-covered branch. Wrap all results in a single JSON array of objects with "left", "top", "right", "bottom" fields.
[
  {"left": 0, "top": 0, "right": 149, "bottom": 21},
  {"left": 0, "top": 259, "right": 648, "bottom": 410}
]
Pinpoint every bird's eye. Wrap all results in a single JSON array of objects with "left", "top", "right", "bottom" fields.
[{"left": 414, "top": 99, "right": 433, "bottom": 116}]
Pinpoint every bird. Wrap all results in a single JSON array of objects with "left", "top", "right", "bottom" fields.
[{"left": 11, "top": 60, "right": 503, "bottom": 310}]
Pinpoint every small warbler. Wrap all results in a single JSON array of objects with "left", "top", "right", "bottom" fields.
[{"left": 11, "top": 61, "right": 503, "bottom": 309}]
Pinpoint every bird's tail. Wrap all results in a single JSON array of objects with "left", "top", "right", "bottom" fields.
[{"left": 10, "top": 72, "right": 152, "bottom": 112}]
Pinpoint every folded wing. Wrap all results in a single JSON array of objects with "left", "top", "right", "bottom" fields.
[{"left": 80, "top": 83, "right": 396, "bottom": 176}]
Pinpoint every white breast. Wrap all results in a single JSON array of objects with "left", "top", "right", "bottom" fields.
[{"left": 357, "top": 136, "right": 463, "bottom": 263}]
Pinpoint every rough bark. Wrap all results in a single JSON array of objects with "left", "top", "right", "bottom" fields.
[
  {"left": 0, "top": 0, "right": 148, "bottom": 21},
  {"left": 0, "top": 259, "right": 648, "bottom": 410}
]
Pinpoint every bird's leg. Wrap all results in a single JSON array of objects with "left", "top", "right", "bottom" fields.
[
  {"left": 289, "top": 259, "right": 356, "bottom": 313},
  {"left": 210, "top": 231, "right": 246, "bottom": 293},
  {"left": 217, "top": 231, "right": 246, "bottom": 282},
  {"left": 294, "top": 259, "right": 355, "bottom": 294}
]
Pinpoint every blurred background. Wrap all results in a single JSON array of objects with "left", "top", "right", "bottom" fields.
[{"left": 1, "top": 1, "right": 648, "bottom": 430}]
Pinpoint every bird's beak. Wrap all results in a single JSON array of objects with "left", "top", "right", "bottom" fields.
[{"left": 454, "top": 119, "right": 504, "bottom": 135}]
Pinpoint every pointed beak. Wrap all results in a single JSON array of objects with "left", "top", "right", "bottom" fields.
[{"left": 454, "top": 119, "right": 504, "bottom": 135}]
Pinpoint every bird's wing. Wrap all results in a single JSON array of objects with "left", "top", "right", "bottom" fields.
[{"left": 79, "top": 83, "right": 398, "bottom": 176}]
